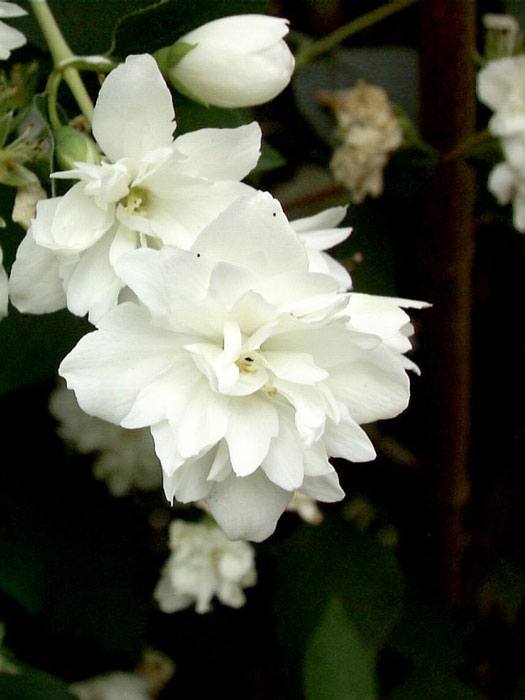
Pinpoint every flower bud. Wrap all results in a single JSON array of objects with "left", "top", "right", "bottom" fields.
[
  {"left": 54, "top": 126, "right": 101, "bottom": 170},
  {"left": 164, "top": 14, "right": 295, "bottom": 108}
]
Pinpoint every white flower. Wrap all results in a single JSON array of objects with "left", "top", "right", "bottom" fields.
[
  {"left": 286, "top": 492, "right": 323, "bottom": 524},
  {"left": 488, "top": 160, "right": 525, "bottom": 231},
  {"left": 50, "top": 383, "right": 161, "bottom": 497},
  {"left": 0, "top": 245, "right": 8, "bottom": 319},
  {"left": 9, "top": 54, "right": 261, "bottom": 322},
  {"left": 168, "top": 15, "right": 295, "bottom": 108},
  {"left": 0, "top": 2, "right": 26, "bottom": 60},
  {"left": 291, "top": 206, "right": 352, "bottom": 289},
  {"left": 477, "top": 55, "right": 525, "bottom": 139},
  {"left": 319, "top": 82, "right": 403, "bottom": 203},
  {"left": 70, "top": 672, "right": 149, "bottom": 700},
  {"left": 483, "top": 14, "right": 521, "bottom": 59},
  {"left": 60, "top": 192, "right": 420, "bottom": 541},
  {"left": 154, "top": 519, "right": 256, "bottom": 614}
]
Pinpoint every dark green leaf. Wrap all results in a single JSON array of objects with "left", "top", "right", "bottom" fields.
[
  {"left": 0, "top": 669, "right": 75, "bottom": 700},
  {"left": 17, "top": 0, "right": 151, "bottom": 55},
  {"left": 304, "top": 596, "right": 377, "bottom": 700},
  {"left": 390, "top": 668, "right": 483, "bottom": 700}
]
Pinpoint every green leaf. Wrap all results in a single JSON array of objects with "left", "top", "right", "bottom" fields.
[
  {"left": 304, "top": 596, "right": 377, "bottom": 700},
  {"left": 172, "top": 94, "right": 250, "bottom": 134},
  {"left": 111, "top": 0, "right": 268, "bottom": 57},
  {"left": 16, "top": 0, "right": 151, "bottom": 55},
  {"left": 272, "top": 519, "right": 404, "bottom": 693},
  {"left": 0, "top": 669, "right": 75, "bottom": 700}
]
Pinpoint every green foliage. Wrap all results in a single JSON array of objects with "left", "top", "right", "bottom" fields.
[
  {"left": 387, "top": 589, "right": 483, "bottom": 699},
  {"left": 0, "top": 668, "right": 75, "bottom": 700},
  {"left": 273, "top": 517, "right": 404, "bottom": 693},
  {"left": 304, "top": 596, "right": 377, "bottom": 700}
]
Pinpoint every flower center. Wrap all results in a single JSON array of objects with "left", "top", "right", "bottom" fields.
[
  {"left": 235, "top": 353, "right": 260, "bottom": 374},
  {"left": 122, "top": 186, "right": 149, "bottom": 215}
]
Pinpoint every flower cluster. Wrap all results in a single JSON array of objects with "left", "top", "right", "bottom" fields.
[
  {"left": 477, "top": 50, "right": 525, "bottom": 231},
  {"left": 319, "top": 81, "right": 403, "bottom": 203},
  {"left": 5, "top": 22, "right": 425, "bottom": 542},
  {"left": 155, "top": 519, "right": 256, "bottom": 614}
]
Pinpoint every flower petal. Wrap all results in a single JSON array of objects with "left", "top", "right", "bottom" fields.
[
  {"left": 92, "top": 54, "right": 175, "bottom": 161},
  {"left": 9, "top": 229, "right": 67, "bottom": 314},
  {"left": 225, "top": 396, "right": 279, "bottom": 476},
  {"left": 174, "top": 122, "right": 261, "bottom": 180},
  {"left": 207, "top": 470, "right": 291, "bottom": 542}
]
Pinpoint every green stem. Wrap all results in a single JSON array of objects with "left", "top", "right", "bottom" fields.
[
  {"left": 295, "top": 0, "right": 418, "bottom": 67},
  {"left": 442, "top": 128, "right": 491, "bottom": 162},
  {"left": 29, "top": 0, "right": 94, "bottom": 123},
  {"left": 46, "top": 71, "right": 62, "bottom": 130}
]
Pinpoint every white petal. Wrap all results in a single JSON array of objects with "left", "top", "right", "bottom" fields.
[
  {"left": 476, "top": 56, "right": 525, "bottom": 110},
  {"left": 151, "top": 421, "right": 185, "bottom": 477},
  {"left": 163, "top": 450, "right": 214, "bottom": 503},
  {"left": 181, "top": 15, "right": 290, "bottom": 51},
  {"left": 488, "top": 162, "right": 515, "bottom": 205},
  {"left": 0, "top": 3, "right": 27, "bottom": 18},
  {"left": 174, "top": 123, "right": 261, "bottom": 180},
  {"left": 261, "top": 416, "right": 305, "bottom": 490},
  {"left": 64, "top": 230, "right": 123, "bottom": 322},
  {"left": 177, "top": 384, "right": 229, "bottom": 458},
  {"left": 225, "top": 396, "right": 279, "bottom": 476},
  {"left": 299, "top": 471, "right": 345, "bottom": 503},
  {"left": 291, "top": 206, "right": 348, "bottom": 234},
  {"left": 192, "top": 192, "right": 308, "bottom": 276},
  {"left": 59, "top": 302, "right": 178, "bottom": 424},
  {"left": 207, "top": 470, "right": 291, "bottom": 542},
  {"left": 262, "top": 350, "right": 328, "bottom": 384},
  {"left": 48, "top": 183, "right": 113, "bottom": 252},
  {"left": 9, "top": 229, "right": 67, "bottom": 314},
  {"left": 0, "top": 22, "right": 25, "bottom": 59},
  {"left": 92, "top": 54, "right": 175, "bottom": 161},
  {"left": 324, "top": 417, "right": 376, "bottom": 462},
  {"left": 0, "top": 251, "right": 7, "bottom": 318},
  {"left": 328, "top": 345, "right": 410, "bottom": 424}
]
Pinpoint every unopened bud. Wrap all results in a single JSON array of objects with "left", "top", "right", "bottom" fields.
[{"left": 54, "top": 126, "right": 101, "bottom": 170}]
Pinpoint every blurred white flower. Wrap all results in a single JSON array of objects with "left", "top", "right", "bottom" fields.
[
  {"left": 10, "top": 53, "right": 260, "bottom": 322},
  {"left": 291, "top": 206, "right": 352, "bottom": 289},
  {"left": 0, "top": 245, "right": 8, "bottom": 319},
  {"left": 50, "top": 383, "right": 161, "bottom": 497},
  {"left": 320, "top": 82, "right": 403, "bottom": 203},
  {"left": 155, "top": 519, "right": 256, "bottom": 614},
  {"left": 488, "top": 160, "right": 525, "bottom": 231},
  {"left": 286, "top": 492, "right": 323, "bottom": 524},
  {"left": 60, "top": 192, "right": 422, "bottom": 541},
  {"left": 12, "top": 180, "right": 46, "bottom": 230},
  {"left": 168, "top": 15, "right": 294, "bottom": 108},
  {"left": 70, "top": 672, "right": 149, "bottom": 700},
  {"left": 477, "top": 55, "right": 525, "bottom": 231},
  {"left": 0, "top": 2, "right": 26, "bottom": 60}
]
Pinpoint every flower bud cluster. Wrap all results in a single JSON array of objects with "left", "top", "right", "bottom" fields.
[{"left": 319, "top": 81, "right": 403, "bottom": 203}]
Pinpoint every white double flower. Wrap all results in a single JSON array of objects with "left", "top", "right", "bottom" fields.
[{"left": 60, "top": 192, "right": 423, "bottom": 541}]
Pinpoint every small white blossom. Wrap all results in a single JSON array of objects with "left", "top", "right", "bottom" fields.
[
  {"left": 483, "top": 14, "right": 521, "bottom": 58},
  {"left": 287, "top": 493, "right": 323, "bottom": 524},
  {"left": 320, "top": 82, "right": 403, "bottom": 203},
  {"left": 0, "top": 245, "right": 8, "bottom": 319},
  {"left": 291, "top": 206, "right": 352, "bottom": 289},
  {"left": 155, "top": 519, "right": 256, "bottom": 614},
  {"left": 0, "top": 2, "right": 26, "bottom": 60},
  {"left": 477, "top": 55, "right": 525, "bottom": 230},
  {"left": 10, "top": 54, "right": 261, "bottom": 322},
  {"left": 70, "top": 672, "right": 149, "bottom": 700},
  {"left": 169, "top": 15, "right": 295, "bottom": 108},
  {"left": 60, "top": 192, "right": 423, "bottom": 541},
  {"left": 50, "top": 383, "right": 161, "bottom": 497}
]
